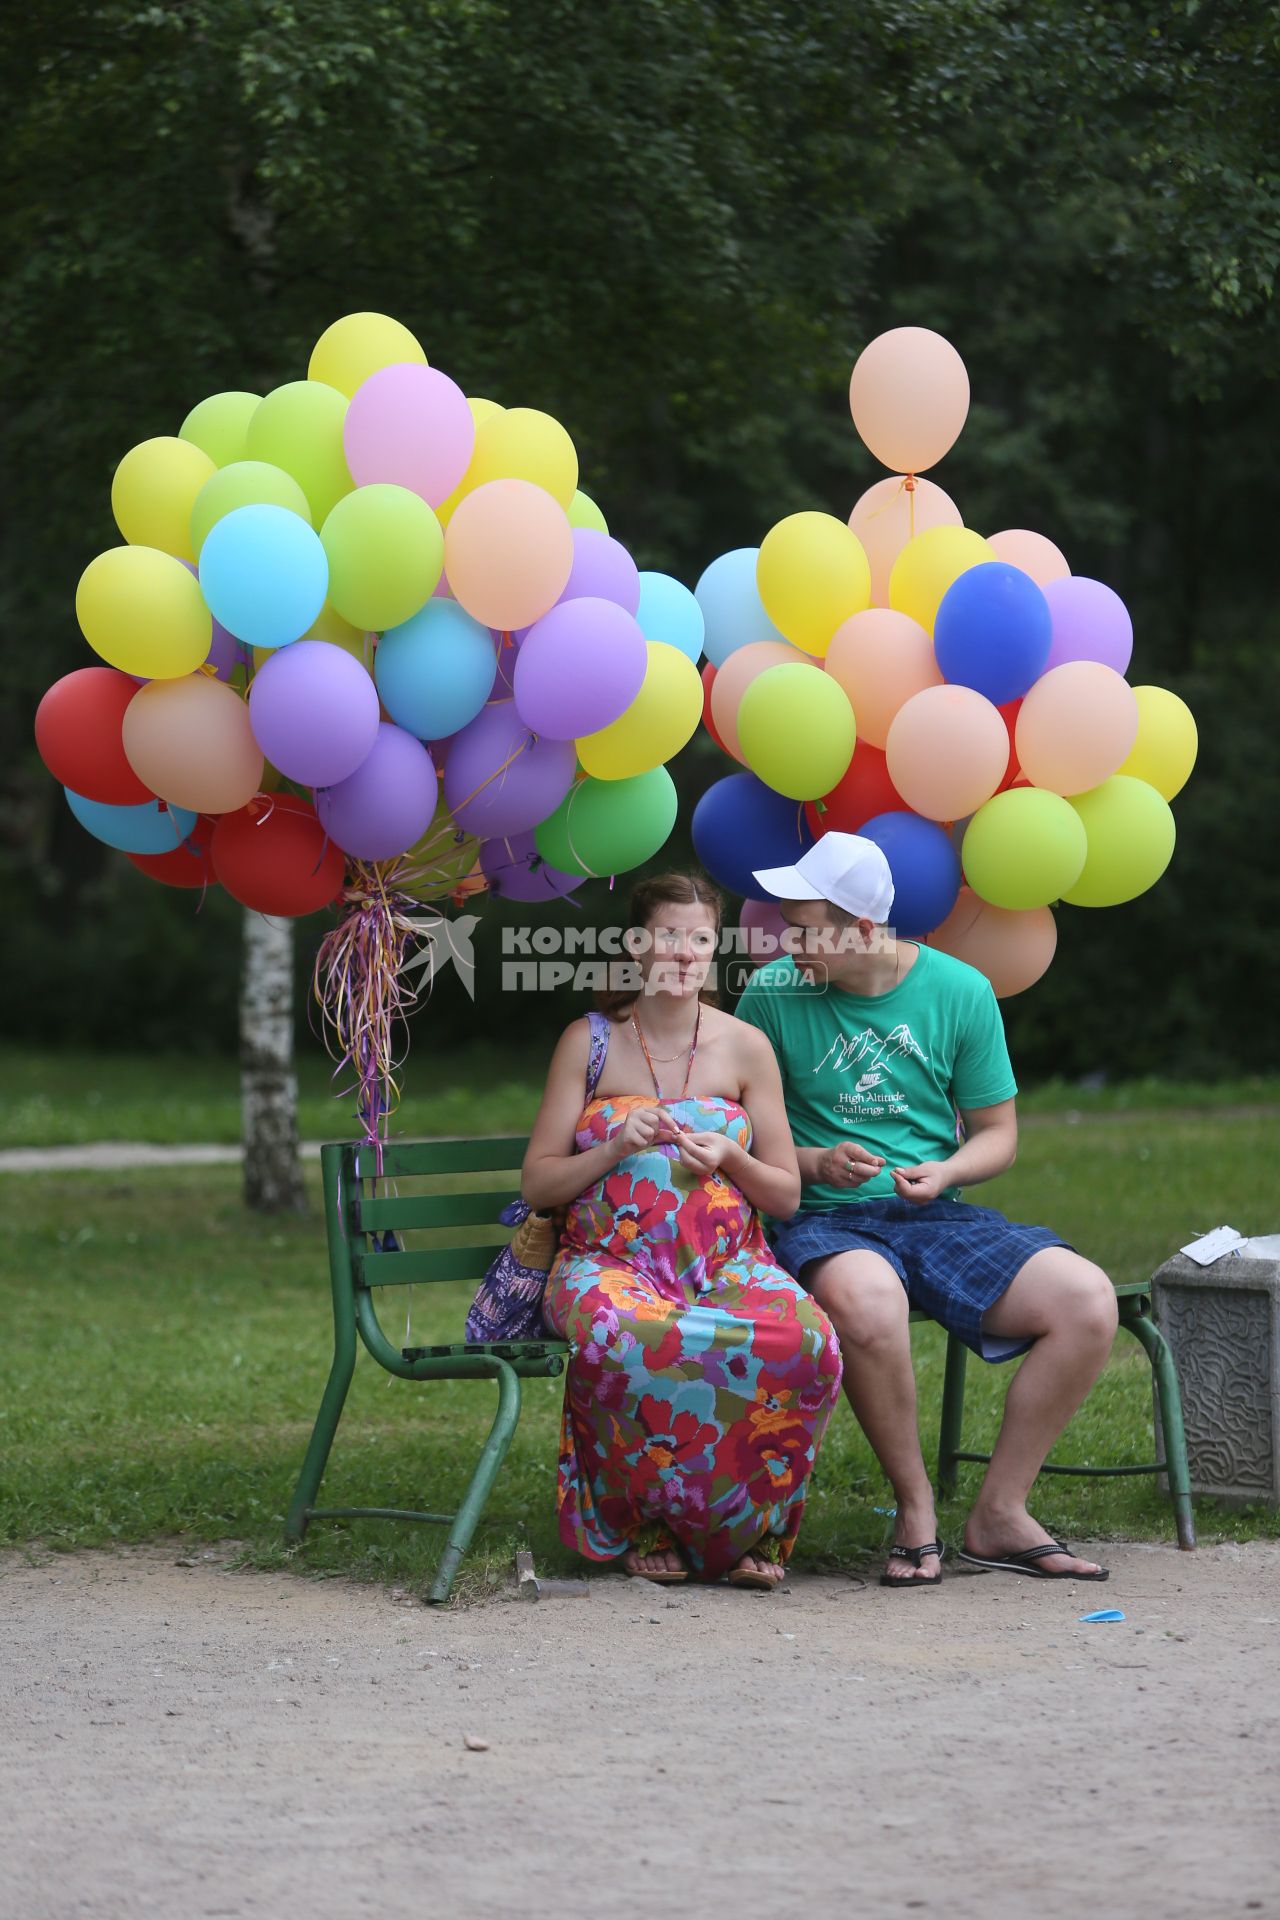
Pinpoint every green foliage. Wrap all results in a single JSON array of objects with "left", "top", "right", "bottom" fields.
[{"left": 2, "top": 3, "right": 1277, "bottom": 1074}]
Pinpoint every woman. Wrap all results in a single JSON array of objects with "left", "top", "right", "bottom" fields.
[{"left": 523, "top": 873, "right": 842, "bottom": 1588}]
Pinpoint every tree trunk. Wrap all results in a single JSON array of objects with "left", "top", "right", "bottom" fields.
[{"left": 240, "top": 909, "right": 306, "bottom": 1214}]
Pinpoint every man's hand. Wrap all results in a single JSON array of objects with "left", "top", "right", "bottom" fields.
[
  {"left": 890, "top": 1161, "right": 948, "bottom": 1205},
  {"left": 816, "top": 1142, "right": 885, "bottom": 1190}
]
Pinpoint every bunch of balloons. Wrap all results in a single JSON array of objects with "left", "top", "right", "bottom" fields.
[
  {"left": 36, "top": 309, "right": 707, "bottom": 922},
  {"left": 691, "top": 326, "right": 1198, "bottom": 997}
]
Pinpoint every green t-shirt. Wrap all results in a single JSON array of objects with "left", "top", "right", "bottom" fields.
[{"left": 735, "top": 944, "right": 1017, "bottom": 1210}]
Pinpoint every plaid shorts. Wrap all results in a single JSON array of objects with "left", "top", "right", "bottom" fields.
[{"left": 766, "top": 1197, "right": 1072, "bottom": 1363}]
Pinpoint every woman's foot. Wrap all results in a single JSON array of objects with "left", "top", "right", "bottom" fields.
[
  {"left": 624, "top": 1545, "right": 687, "bottom": 1582},
  {"left": 882, "top": 1497, "right": 943, "bottom": 1585},
  {"left": 727, "top": 1548, "right": 786, "bottom": 1590}
]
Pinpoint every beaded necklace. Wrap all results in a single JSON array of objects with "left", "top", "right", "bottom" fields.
[{"left": 631, "top": 1003, "right": 701, "bottom": 1101}]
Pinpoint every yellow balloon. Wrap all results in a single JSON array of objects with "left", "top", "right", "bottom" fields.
[
  {"left": 246, "top": 381, "right": 352, "bottom": 523},
  {"left": 111, "top": 437, "right": 216, "bottom": 561},
  {"left": 1115, "top": 685, "right": 1198, "bottom": 801},
  {"left": 306, "top": 602, "right": 371, "bottom": 658},
  {"left": 756, "top": 512, "right": 871, "bottom": 657},
  {"left": 576, "top": 642, "right": 703, "bottom": 779},
  {"left": 961, "top": 788, "right": 1087, "bottom": 910},
  {"left": 308, "top": 311, "right": 428, "bottom": 398},
  {"left": 435, "top": 398, "right": 507, "bottom": 528},
  {"left": 465, "top": 407, "right": 579, "bottom": 508},
  {"left": 179, "top": 391, "right": 261, "bottom": 467},
  {"left": 76, "top": 547, "right": 212, "bottom": 679},
  {"left": 1063, "top": 776, "right": 1176, "bottom": 907},
  {"left": 889, "top": 525, "right": 996, "bottom": 632},
  {"left": 467, "top": 397, "right": 503, "bottom": 427},
  {"left": 569, "top": 489, "right": 609, "bottom": 535}
]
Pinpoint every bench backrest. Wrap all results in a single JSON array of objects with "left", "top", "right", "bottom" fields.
[{"left": 322, "top": 1136, "right": 531, "bottom": 1289}]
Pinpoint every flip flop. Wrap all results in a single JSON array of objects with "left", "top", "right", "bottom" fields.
[
  {"left": 879, "top": 1539, "right": 945, "bottom": 1588},
  {"left": 958, "top": 1539, "right": 1109, "bottom": 1581},
  {"left": 727, "top": 1538, "right": 787, "bottom": 1591}
]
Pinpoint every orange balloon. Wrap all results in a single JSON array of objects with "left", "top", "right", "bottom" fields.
[
  {"left": 885, "top": 684, "right": 1008, "bottom": 821},
  {"left": 825, "top": 608, "right": 942, "bottom": 749},
  {"left": 443, "top": 478, "right": 573, "bottom": 631},
  {"left": 710, "top": 640, "right": 812, "bottom": 763},
  {"left": 848, "top": 477, "right": 962, "bottom": 606},
  {"left": 122, "top": 675, "right": 264, "bottom": 814},
  {"left": 930, "top": 887, "right": 1058, "bottom": 998},
  {"left": 987, "top": 529, "right": 1070, "bottom": 588},
  {"left": 1015, "top": 663, "right": 1139, "bottom": 796},
  {"left": 849, "top": 328, "right": 970, "bottom": 474}
]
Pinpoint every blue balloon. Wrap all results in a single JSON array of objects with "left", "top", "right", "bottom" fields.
[
  {"left": 933, "top": 562, "right": 1052, "bottom": 705},
  {"left": 694, "top": 548, "right": 784, "bottom": 668},
  {"left": 65, "top": 788, "right": 197, "bottom": 854},
  {"left": 376, "top": 600, "right": 496, "bottom": 740},
  {"left": 199, "top": 504, "right": 328, "bottom": 651},
  {"left": 635, "top": 571, "right": 705, "bottom": 662},
  {"left": 691, "top": 771, "right": 815, "bottom": 898},
  {"left": 859, "top": 810, "right": 961, "bottom": 938}
]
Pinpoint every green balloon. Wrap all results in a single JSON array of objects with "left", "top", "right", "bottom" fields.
[
  {"left": 1064, "top": 775, "right": 1176, "bottom": 907},
  {"left": 962, "top": 787, "right": 1087, "bottom": 910},
  {"left": 246, "top": 380, "right": 352, "bottom": 522},
  {"left": 321, "top": 483, "right": 444, "bottom": 632},
  {"left": 568, "top": 489, "right": 609, "bottom": 535},
  {"left": 189, "top": 460, "right": 313, "bottom": 556},
  {"left": 535, "top": 767, "right": 678, "bottom": 879},
  {"left": 738, "top": 663, "right": 855, "bottom": 799},
  {"left": 180, "top": 390, "right": 261, "bottom": 468}
]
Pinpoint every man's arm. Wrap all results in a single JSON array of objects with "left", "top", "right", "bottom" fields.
[{"left": 889, "top": 1098, "right": 1017, "bottom": 1205}]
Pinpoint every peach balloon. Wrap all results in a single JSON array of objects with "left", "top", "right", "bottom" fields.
[
  {"left": 122, "top": 675, "right": 264, "bottom": 814},
  {"left": 849, "top": 327, "right": 970, "bottom": 475},
  {"left": 444, "top": 478, "right": 573, "bottom": 631},
  {"left": 848, "top": 476, "right": 962, "bottom": 606},
  {"left": 710, "top": 639, "right": 812, "bottom": 763},
  {"left": 885, "top": 684, "right": 1009, "bottom": 821},
  {"left": 825, "top": 608, "right": 942, "bottom": 749},
  {"left": 1015, "top": 662, "right": 1139, "bottom": 796},
  {"left": 987, "top": 529, "right": 1070, "bottom": 589},
  {"left": 930, "top": 888, "right": 1058, "bottom": 998}
]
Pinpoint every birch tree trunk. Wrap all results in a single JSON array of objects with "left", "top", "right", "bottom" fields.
[{"left": 240, "top": 909, "right": 306, "bottom": 1214}]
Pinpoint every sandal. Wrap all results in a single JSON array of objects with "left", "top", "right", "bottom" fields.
[
  {"left": 957, "top": 1539, "right": 1108, "bottom": 1581},
  {"left": 624, "top": 1524, "right": 688, "bottom": 1585},
  {"left": 727, "top": 1538, "right": 786, "bottom": 1591},
  {"left": 879, "top": 1538, "right": 945, "bottom": 1589}
]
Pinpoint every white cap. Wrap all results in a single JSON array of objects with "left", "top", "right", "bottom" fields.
[{"left": 753, "top": 832, "right": 895, "bottom": 921}]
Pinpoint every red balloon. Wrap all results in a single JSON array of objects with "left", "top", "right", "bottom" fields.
[
  {"left": 701, "top": 662, "right": 732, "bottom": 756},
  {"left": 126, "top": 814, "right": 218, "bottom": 890},
  {"left": 211, "top": 793, "right": 346, "bottom": 917},
  {"left": 995, "top": 699, "right": 1022, "bottom": 794},
  {"left": 805, "top": 741, "right": 903, "bottom": 837},
  {"left": 35, "top": 667, "right": 154, "bottom": 804}
]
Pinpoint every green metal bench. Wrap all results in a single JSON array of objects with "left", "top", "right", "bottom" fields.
[{"left": 285, "top": 1135, "right": 1195, "bottom": 1604}]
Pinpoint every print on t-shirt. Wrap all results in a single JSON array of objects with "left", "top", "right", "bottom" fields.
[{"left": 817, "top": 1023, "right": 929, "bottom": 1121}]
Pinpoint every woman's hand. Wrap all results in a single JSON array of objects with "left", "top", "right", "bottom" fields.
[
  {"left": 612, "top": 1104, "right": 682, "bottom": 1160},
  {"left": 676, "top": 1130, "right": 737, "bottom": 1177}
]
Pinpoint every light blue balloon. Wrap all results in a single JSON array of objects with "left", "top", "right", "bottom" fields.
[
  {"left": 635, "top": 571, "right": 705, "bottom": 663},
  {"left": 693, "top": 547, "right": 783, "bottom": 668},
  {"left": 66, "top": 789, "right": 197, "bottom": 853},
  {"left": 375, "top": 599, "right": 497, "bottom": 740},
  {"left": 198, "top": 503, "right": 328, "bottom": 651}
]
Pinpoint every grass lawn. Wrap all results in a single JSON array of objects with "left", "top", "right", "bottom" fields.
[
  {"left": 3, "top": 1041, "right": 1279, "bottom": 1149},
  {"left": 2, "top": 1102, "right": 1276, "bottom": 1602}
]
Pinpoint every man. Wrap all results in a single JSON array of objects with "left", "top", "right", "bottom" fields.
[{"left": 734, "top": 831, "right": 1117, "bottom": 1587}]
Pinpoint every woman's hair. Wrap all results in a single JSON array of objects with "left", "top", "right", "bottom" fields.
[{"left": 595, "top": 870, "right": 725, "bottom": 1019}]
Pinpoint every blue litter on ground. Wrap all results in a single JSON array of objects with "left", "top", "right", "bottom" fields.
[
  {"left": 1079, "top": 1608, "right": 1126, "bottom": 1623},
  {"left": 872, "top": 1506, "right": 898, "bottom": 1517}
]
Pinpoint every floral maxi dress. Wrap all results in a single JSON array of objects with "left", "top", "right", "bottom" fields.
[{"left": 542, "top": 1093, "right": 843, "bottom": 1579}]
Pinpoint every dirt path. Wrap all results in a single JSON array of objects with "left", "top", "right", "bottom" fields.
[{"left": 3, "top": 1540, "right": 1278, "bottom": 1920}]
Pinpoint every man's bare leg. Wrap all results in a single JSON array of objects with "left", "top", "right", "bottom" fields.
[
  {"left": 964, "top": 1246, "right": 1119, "bottom": 1576},
  {"left": 808, "top": 1251, "right": 940, "bottom": 1583}
]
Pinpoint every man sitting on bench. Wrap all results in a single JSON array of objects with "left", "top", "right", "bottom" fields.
[{"left": 735, "top": 832, "right": 1117, "bottom": 1588}]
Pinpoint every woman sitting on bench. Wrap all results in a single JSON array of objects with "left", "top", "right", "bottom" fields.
[{"left": 523, "top": 872, "right": 842, "bottom": 1589}]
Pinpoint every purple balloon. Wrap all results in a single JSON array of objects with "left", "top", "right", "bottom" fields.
[
  {"left": 560, "top": 528, "right": 641, "bottom": 613},
  {"left": 513, "top": 598, "right": 647, "bottom": 740},
  {"left": 180, "top": 560, "right": 244, "bottom": 683},
  {"left": 479, "top": 828, "right": 582, "bottom": 901},
  {"left": 249, "top": 640, "right": 381, "bottom": 787},
  {"left": 315, "top": 722, "right": 438, "bottom": 862},
  {"left": 1042, "top": 576, "right": 1134, "bottom": 675},
  {"left": 490, "top": 630, "right": 522, "bottom": 696},
  {"left": 444, "top": 699, "right": 576, "bottom": 838}
]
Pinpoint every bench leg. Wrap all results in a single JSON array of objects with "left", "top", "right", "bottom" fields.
[
  {"left": 428, "top": 1359, "right": 522, "bottom": 1605},
  {"left": 1124, "top": 1307, "right": 1196, "bottom": 1551},
  {"left": 285, "top": 1308, "right": 357, "bottom": 1544},
  {"left": 937, "top": 1333, "right": 969, "bottom": 1495}
]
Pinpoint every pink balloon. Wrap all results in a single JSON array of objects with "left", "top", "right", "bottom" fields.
[
  {"left": 343, "top": 363, "right": 475, "bottom": 507},
  {"left": 1042, "top": 576, "right": 1133, "bottom": 675},
  {"left": 739, "top": 897, "right": 787, "bottom": 961},
  {"left": 710, "top": 640, "right": 810, "bottom": 762},
  {"left": 848, "top": 477, "right": 961, "bottom": 606},
  {"left": 987, "top": 529, "right": 1070, "bottom": 589},
  {"left": 885, "top": 685, "right": 1009, "bottom": 821},
  {"left": 445, "top": 479, "right": 574, "bottom": 632},
  {"left": 849, "top": 328, "right": 970, "bottom": 475},
  {"left": 825, "top": 608, "right": 942, "bottom": 750},
  {"left": 930, "top": 888, "right": 1058, "bottom": 998},
  {"left": 1015, "top": 663, "right": 1139, "bottom": 796}
]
